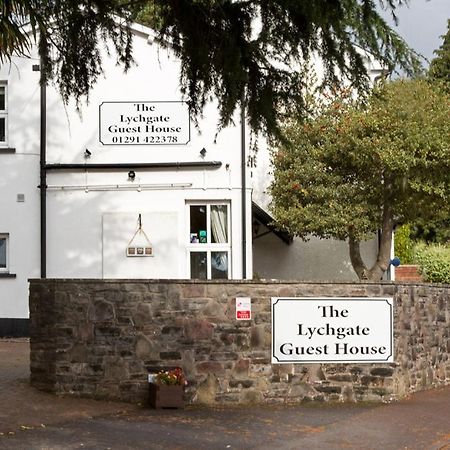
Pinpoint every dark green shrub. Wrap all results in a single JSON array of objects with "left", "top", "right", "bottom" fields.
[
  {"left": 414, "top": 242, "right": 450, "bottom": 284},
  {"left": 410, "top": 217, "right": 450, "bottom": 244}
]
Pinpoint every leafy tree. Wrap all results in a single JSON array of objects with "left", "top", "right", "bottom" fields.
[
  {"left": 1, "top": 0, "right": 421, "bottom": 137},
  {"left": 402, "top": 21, "right": 450, "bottom": 244},
  {"left": 270, "top": 79, "right": 450, "bottom": 280},
  {"left": 409, "top": 217, "right": 450, "bottom": 245},
  {"left": 429, "top": 19, "right": 450, "bottom": 92}
]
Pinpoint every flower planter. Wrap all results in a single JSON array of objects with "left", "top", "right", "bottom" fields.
[{"left": 149, "top": 383, "right": 184, "bottom": 409}]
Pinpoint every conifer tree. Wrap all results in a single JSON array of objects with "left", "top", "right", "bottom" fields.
[
  {"left": 429, "top": 19, "right": 450, "bottom": 92},
  {"left": 1, "top": 1, "right": 422, "bottom": 137}
]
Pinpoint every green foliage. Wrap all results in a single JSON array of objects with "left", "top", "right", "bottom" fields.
[
  {"left": 414, "top": 242, "right": 450, "bottom": 284},
  {"left": 0, "top": 1, "right": 35, "bottom": 63},
  {"left": 271, "top": 79, "right": 450, "bottom": 279},
  {"left": 0, "top": 0, "right": 422, "bottom": 138},
  {"left": 394, "top": 225, "right": 414, "bottom": 265},
  {"left": 410, "top": 217, "right": 450, "bottom": 245},
  {"left": 1, "top": 1, "right": 135, "bottom": 104},
  {"left": 135, "top": 2, "right": 165, "bottom": 31},
  {"left": 429, "top": 19, "right": 450, "bottom": 93},
  {"left": 271, "top": 79, "right": 450, "bottom": 240},
  {"left": 149, "top": 0, "right": 422, "bottom": 137}
]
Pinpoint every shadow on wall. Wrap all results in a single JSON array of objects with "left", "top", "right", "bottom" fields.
[
  {"left": 252, "top": 231, "right": 378, "bottom": 281},
  {"left": 46, "top": 188, "right": 182, "bottom": 279}
]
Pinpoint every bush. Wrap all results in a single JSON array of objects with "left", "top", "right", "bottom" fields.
[
  {"left": 410, "top": 217, "right": 450, "bottom": 245},
  {"left": 414, "top": 242, "right": 450, "bottom": 284},
  {"left": 394, "top": 225, "right": 415, "bottom": 264}
]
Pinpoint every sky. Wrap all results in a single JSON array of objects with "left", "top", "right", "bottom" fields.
[{"left": 380, "top": 0, "right": 450, "bottom": 67}]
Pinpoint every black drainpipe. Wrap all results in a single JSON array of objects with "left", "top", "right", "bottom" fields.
[
  {"left": 39, "top": 64, "right": 47, "bottom": 278},
  {"left": 241, "top": 105, "right": 247, "bottom": 279}
]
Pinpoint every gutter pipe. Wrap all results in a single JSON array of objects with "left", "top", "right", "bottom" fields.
[
  {"left": 39, "top": 64, "right": 47, "bottom": 279},
  {"left": 44, "top": 161, "right": 222, "bottom": 171},
  {"left": 241, "top": 105, "right": 247, "bottom": 279}
]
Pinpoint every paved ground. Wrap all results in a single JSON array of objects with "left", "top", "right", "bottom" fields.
[{"left": 1, "top": 340, "right": 450, "bottom": 450}]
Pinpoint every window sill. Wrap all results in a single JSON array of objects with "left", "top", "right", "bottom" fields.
[
  {"left": 0, "top": 148, "right": 16, "bottom": 154},
  {"left": 0, "top": 273, "right": 16, "bottom": 278}
]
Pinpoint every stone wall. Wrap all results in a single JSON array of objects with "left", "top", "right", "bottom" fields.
[{"left": 29, "top": 280, "right": 450, "bottom": 405}]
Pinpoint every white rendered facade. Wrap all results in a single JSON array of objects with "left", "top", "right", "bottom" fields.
[
  {"left": 0, "top": 24, "right": 385, "bottom": 325},
  {"left": 0, "top": 24, "right": 252, "bottom": 322}
]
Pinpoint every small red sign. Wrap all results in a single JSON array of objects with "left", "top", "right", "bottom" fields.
[
  {"left": 236, "top": 297, "right": 251, "bottom": 321},
  {"left": 237, "top": 310, "right": 251, "bottom": 320}
]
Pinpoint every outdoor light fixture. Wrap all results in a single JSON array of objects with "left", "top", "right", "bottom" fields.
[
  {"left": 200, "top": 147, "right": 207, "bottom": 157},
  {"left": 84, "top": 149, "right": 91, "bottom": 158},
  {"left": 128, "top": 170, "right": 136, "bottom": 181}
]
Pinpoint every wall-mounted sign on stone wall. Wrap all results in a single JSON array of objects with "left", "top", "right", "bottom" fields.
[
  {"left": 99, "top": 101, "right": 190, "bottom": 145},
  {"left": 272, "top": 297, "right": 393, "bottom": 364},
  {"left": 30, "top": 281, "right": 450, "bottom": 405},
  {"left": 236, "top": 297, "right": 251, "bottom": 320}
]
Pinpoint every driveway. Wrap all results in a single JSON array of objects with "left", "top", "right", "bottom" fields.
[{"left": 1, "top": 339, "right": 449, "bottom": 449}]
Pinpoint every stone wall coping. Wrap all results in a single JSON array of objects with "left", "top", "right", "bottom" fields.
[{"left": 27, "top": 278, "right": 447, "bottom": 288}]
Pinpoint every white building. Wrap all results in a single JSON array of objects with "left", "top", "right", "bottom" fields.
[{"left": 0, "top": 23, "right": 384, "bottom": 335}]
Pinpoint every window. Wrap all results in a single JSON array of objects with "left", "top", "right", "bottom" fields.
[
  {"left": 0, "top": 234, "right": 8, "bottom": 272},
  {"left": 0, "top": 83, "right": 7, "bottom": 145},
  {"left": 188, "top": 203, "right": 231, "bottom": 279}
]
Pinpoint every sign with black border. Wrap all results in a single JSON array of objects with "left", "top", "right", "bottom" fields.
[
  {"left": 99, "top": 101, "right": 191, "bottom": 146},
  {"left": 271, "top": 297, "right": 394, "bottom": 364}
]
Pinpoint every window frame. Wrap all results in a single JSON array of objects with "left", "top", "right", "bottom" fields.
[
  {"left": 0, "top": 82, "right": 7, "bottom": 146},
  {"left": 0, "top": 234, "right": 9, "bottom": 273},
  {"left": 186, "top": 201, "right": 231, "bottom": 279}
]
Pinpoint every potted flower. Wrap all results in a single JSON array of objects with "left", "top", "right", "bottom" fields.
[{"left": 149, "top": 367, "right": 186, "bottom": 409}]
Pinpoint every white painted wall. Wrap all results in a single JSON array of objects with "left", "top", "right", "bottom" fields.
[
  {"left": 103, "top": 212, "right": 180, "bottom": 279},
  {"left": 0, "top": 24, "right": 252, "bottom": 319},
  {"left": 0, "top": 23, "right": 385, "bottom": 319},
  {"left": 46, "top": 186, "right": 249, "bottom": 280},
  {"left": 0, "top": 56, "right": 41, "bottom": 318}
]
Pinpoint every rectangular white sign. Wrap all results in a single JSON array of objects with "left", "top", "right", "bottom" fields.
[
  {"left": 99, "top": 101, "right": 190, "bottom": 145},
  {"left": 236, "top": 297, "right": 251, "bottom": 320},
  {"left": 272, "top": 297, "right": 393, "bottom": 364}
]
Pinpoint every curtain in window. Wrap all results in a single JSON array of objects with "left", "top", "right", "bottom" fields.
[
  {"left": 211, "top": 251, "right": 228, "bottom": 278},
  {"left": 211, "top": 205, "right": 227, "bottom": 243}
]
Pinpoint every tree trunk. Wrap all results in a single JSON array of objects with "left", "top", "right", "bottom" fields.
[
  {"left": 349, "top": 234, "right": 368, "bottom": 280},
  {"left": 366, "top": 210, "right": 395, "bottom": 281},
  {"left": 348, "top": 205, "right": 395, "bottom": 281}
]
